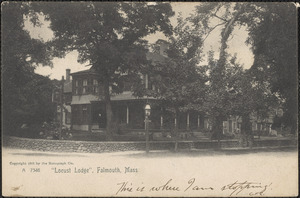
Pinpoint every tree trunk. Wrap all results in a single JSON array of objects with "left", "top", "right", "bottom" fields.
[
  {"left": 216, "top": 8, "right": 242, "bottom": 73},
  {"left": 211, "top": 9, "right": 243, "bottom": 149},
  {"left": 240, "top": 113, "right": 253, "bottom": 148},
  {"left": 212, "top": 116, "right": 223, "bottom": 149},
  {"left": 174, "top": 108, "right": 179, "bottom": 152},
  {"left": 103, "top": 75, "right": 113, "bottom": 141}
]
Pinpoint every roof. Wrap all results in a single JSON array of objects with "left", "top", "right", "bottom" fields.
[
  {"left": 110, "top": 91, "right": 153, "bottom": 101},
  {"left": 70, "top": 68, "right": 97, "bottom": 76},
  {"left": 71, "top": 94, "right": 101, "bottom": 105},
  {"left": 71, "top": 91, "right": 155, "bottom": 104}
]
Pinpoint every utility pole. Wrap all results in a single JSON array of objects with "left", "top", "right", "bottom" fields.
[{"left": 145, "top": 116, "right": 149, "bottom": 153}]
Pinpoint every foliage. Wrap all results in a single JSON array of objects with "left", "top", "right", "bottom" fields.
[
  {"left": 246, "top": 3, "right": 297, "bottom": 133},
  {"left": 191, "top": 2, "right": 297, "bottom": 140},
  {"left": 138, "top": 16, "right": 207, "bottom": 114},
  {"left": 2, "top": 2, "right": 54, "bottom": 136},
  {"left": 39, "top": 122, "right": 72, "bottom": 140},
  {"left": 33, "top": 2, "right": 175, "bottom": 139},
  {"left": 191, "top": 3, "right": 247, "bottom": 142}
]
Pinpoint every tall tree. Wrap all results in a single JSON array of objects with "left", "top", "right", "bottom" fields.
[
  {"left": 191, "top": 2, "right": 297, "bottom": 139},
  {"left": 226, "top": 57, "right": 280, "bottom": 146},
  {"left": 34, "top": 2, "right": 174, "bottom": 139},
  {"left": 136, "top": 16, "right": 207, "bottom": 150},
  {"left": 245, "top": 3, "right": 297, "bottom": 134},
  {"left": 2, "top": 2, "right": 52, "bottom": 136},
  {"left": 191, "top": 3, "right": 247, "bottom": 142},
  {"left": 202, "top": 52, "right": 237, "bottom": 144}
]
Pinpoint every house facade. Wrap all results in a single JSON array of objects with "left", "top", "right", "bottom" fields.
[
  {"left": 56, "top": 40, "right": 278, "bottom": 136},
  {"left": 222, "top": 109, "right": 281, "bottom": 136},
  {"left": 69, "top": 43, "right": 208, "bottom": 132}
]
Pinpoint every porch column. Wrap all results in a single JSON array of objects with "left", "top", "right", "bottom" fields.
[
  {"left": 174, "top": 118, "right": 177, "bottom": 128},
  {"left": 197, "top": 115, "right": 200, "bottom": 129},
  {"left": 187, "top": 113, "right": 190, "bottom": 130},
  {"left": 160, "top": 115, "right": 163, "bottom": 129},
  {"left": 88, "top": 105, "right": 92, "bottom": 132},
  {"left": 145, "top": 74, "right": 149, "bottom": 89},
  {"left": 126, "top": 105, "right": 129, "bottom": 124}
]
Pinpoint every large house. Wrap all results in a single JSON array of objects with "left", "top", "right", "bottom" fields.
[
  {"left": 67, "top": 40, "right": 207, "bottom": 133},
  {"left": 56, "top": 40, "right": 279, "bottom": 137}
]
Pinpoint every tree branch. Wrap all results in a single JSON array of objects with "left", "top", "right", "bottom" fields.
[
  {"left": 213, "top": 14, "right": 228, "bottom": 22},
  {"left": 203, "top": 22, "right": 226, "bottom": 42}
]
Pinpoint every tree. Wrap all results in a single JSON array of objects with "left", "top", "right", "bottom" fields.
[
  {"left": 191, "top": 3, "right": 247, "bottom": 143},
  {"left": 226, "top": 57, "right": 280, "bottom": 146},
  {"left": 135, "top": 16, "right": 207, "bottom": 150},
  {"left": 2, "top": 2, "right": 52, "bottom": 136},
  {"left": 245, "top": 3, "right": 297, "bottom": 134},
  {"left": 202, "top": 52, "right": 237, "bottom": 144},
  {"left": 33, "top": 2, "right": 174, "bottom": 139},
  {"left": 191, "top": 2, "right": 297, "bottom": 140}
]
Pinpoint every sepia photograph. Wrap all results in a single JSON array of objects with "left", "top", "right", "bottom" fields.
[{"left": 2, "top": 1, "right": 298, "bottom": 197}]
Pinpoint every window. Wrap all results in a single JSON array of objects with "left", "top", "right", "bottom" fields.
[
  {"left": 93, "top": 79, "right": 99, "bottom": 94},
  {"left": 93, "top": 79, "right": 98, "bottom": 85},
  {"left": 83, "top": 79, "right": 88, "bottom": 86},
  {"left": 93, "top": 87, "right": 99, "bottom": 93},
  {"left": 82, "top": 79, "right": 88, "bottom": 94},
  {"left": 74, "top": 80, "right": 79, "bottom": 95},
  {"left": 223, "top": 121, "right": 227, "bottom": 133}
]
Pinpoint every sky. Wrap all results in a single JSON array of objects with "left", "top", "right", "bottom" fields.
[{"left": 27, "top": 2, "right": 254, "bottom": 80}]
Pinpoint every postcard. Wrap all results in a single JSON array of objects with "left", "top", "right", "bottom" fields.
[{"left": 2, "top": 1, "right": 298, "bottom": 197}]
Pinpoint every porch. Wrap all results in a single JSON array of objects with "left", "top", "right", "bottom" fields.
[{"left": 72, "top": 100, "right": 210, "bottom": 133}]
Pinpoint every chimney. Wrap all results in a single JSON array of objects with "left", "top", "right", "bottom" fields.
[{"left": 66, "top": 69, "right": 71, "bottom": 82}]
